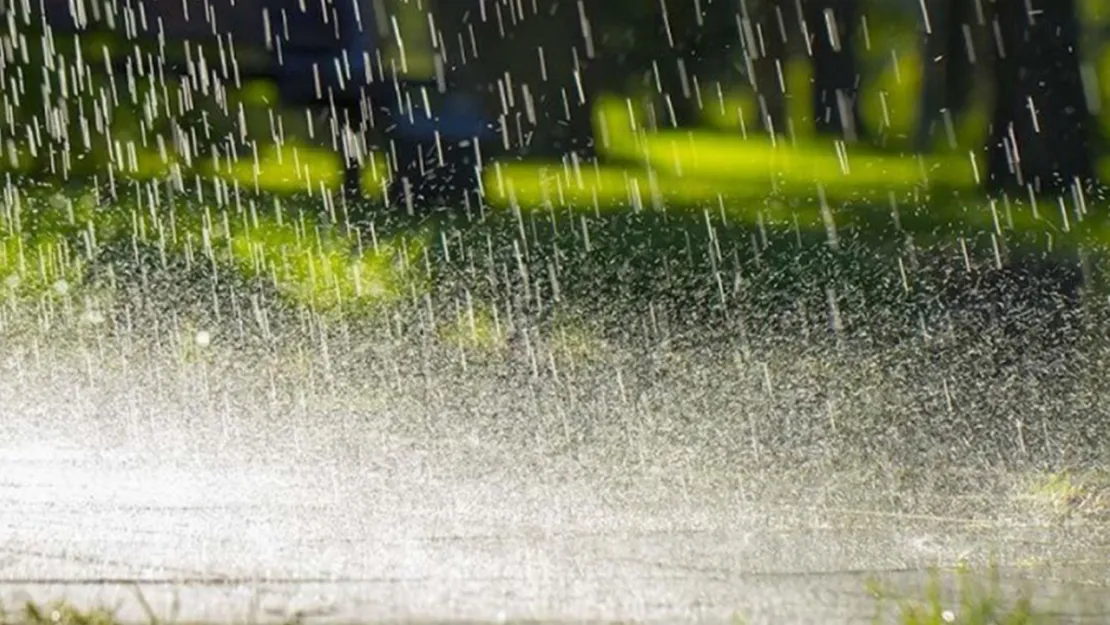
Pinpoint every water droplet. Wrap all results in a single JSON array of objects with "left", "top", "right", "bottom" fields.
[{"left": 82, "top": 310, "right": 105, "bottom": 325}]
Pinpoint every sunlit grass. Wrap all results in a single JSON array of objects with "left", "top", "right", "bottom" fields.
[
  {"left": 0, "top": 182, "right": 429, "bottom": 315},
  {"left": 0, "top": 232, "right": 84, "bottom": 302},
  {"left": 483, "top": 158, "right": 761, "bottom": 210},
  {"left": 240, "top": 80, "right": 281, "bottom": 108},
  {"left": 0, "top": 191, "right": 98, "bottom": 302},
  {"left": 590, "top": 95, "right": 979, "bottom": 189},
  {"left": 436, "top": 298, "right": 507, "bottom": 354},
  {"left": 482, "top": 140, "right": 973, "bottom": 211},
  {"left": 224, "top": 213, "right": 428, "bottom": 312},
  {"left": 202, "top": 141, "right": 390, "bottom": 196},
  {"left": 126, "top": 192, "right": 432, "bottom": 314},
  {"left": 203, "top": 142, "right": 343, "bottom": 195},
  {"left": 1024, "top": 469, "right": 1110, "bottom": 521},
  {"left": 548, "top": 320, "right": 607, "bottom": 365},
  {"left": 0, "top": 601, "right": 120, "bottom": 625},
  {"left": 869, "top": 566, "right": 1053, "bottom": 625},
  {"left": 479, "top": 82, "right": 987, "bottom": 216}
]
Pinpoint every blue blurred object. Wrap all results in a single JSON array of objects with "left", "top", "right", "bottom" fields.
[
  {"left": 273, "top": 0, "right": 494, "bottom": 137},
  {"left": 272, "top": 0, "right": 496, "bottom": 210},
  {"left": 391, "top": 89, "right": 498, "bottom": 142}
]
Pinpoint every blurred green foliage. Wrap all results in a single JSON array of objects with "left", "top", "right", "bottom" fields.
[
  {"left": 2, "top": 0, "right": 1109, "bottom": 321},
  {"left": 5, "top": 0, "right": 1110, "bottom": 188}
]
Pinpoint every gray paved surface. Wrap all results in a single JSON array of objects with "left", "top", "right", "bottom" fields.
[
  {"left": 2, "top": 323, "right": 1109, "bottom": 624},
  {"left": 3, "top": 435, "right": 1109, "bottom": 624}
]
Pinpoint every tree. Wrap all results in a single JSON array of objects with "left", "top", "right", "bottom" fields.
[
  {"left": 984, "top": 0, "right": 1095, "bottom": 195},
  {"left": 913, "top": 0, "right": 987, "bottom": 152},
  {"left": 578, "top": 0, "right": 740, "bottom": 131},
  {"left": 804, "top": 0, "right": 867, "bottom": 140},
  {"left": 912, "top": 0, "right": 1091, "bottom": 345},
  {"left": 741, "top": 0, "right": 867, "bottom": 141}
]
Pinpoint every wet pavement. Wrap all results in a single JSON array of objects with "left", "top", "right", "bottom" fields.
[{"left": 3, "top": 435, "right": 1109, "bottom": 624}]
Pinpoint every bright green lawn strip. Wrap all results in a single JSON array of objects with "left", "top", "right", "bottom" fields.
[
  {"left": 0, "top": 184, "right": 429, "bottom": 312},
  {"left": 5, "top": 171, "right": 1109, "bottom": 316}
]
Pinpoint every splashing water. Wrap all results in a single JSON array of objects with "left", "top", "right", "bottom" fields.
[{"left": 1, "top": 0, "right": 1110, "bottom": 622}]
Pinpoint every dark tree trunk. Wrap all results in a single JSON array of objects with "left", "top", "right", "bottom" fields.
[
  {"left": 985, "top": 0, "right": 1095, "bottom": 195},
  {"left": 741, "top": 0, "right": 791, "bottom": 137},
  {"left": 914, "top": 0, "right": 988, "bottom": 152},
  {"left": 611, "top": 0, "right": 739, "bottom": 130},
  {"left": 803, "top": 0, "right": 866, "bottom": 140},
  {"left": 915, "top": 1, "right": 1093, "bottom": 359},
  {"left": 742, "top": 0, "right": 865, "bottom": 141}
]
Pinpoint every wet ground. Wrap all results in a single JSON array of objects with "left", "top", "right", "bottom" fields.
[
  {"left": 3, "top": 428, "right": 1110, "bottom": 624},
  {"left": 2, "top": 299, "right": 1110, "bottom": 624}
]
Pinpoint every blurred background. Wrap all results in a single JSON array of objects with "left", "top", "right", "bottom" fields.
[
  {"left": 4, "top": 0, "right": 1108, "bottom": 203},
  {"left": 3, "top": 0, "right": 1109, "bottom": 362},
  {"left": 6, "top": 5, "right": 1110, "bottom": 621}
]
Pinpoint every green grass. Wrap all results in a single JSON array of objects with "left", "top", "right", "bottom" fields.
[
  {"left": 1023, "top": 470, "right": 1110, "bottom": 522},
  {"left": 0, "top": 183, "right": 433, "bottom": 317},
  {"left": 3, "top": 174, "right": 1106, "bottom": 359},
  {"left": 1, "top": 602, "right": 122, "bottom": 625},
  {"left": 868, "top": 566, "right": 1053, "bottom": 625}
]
